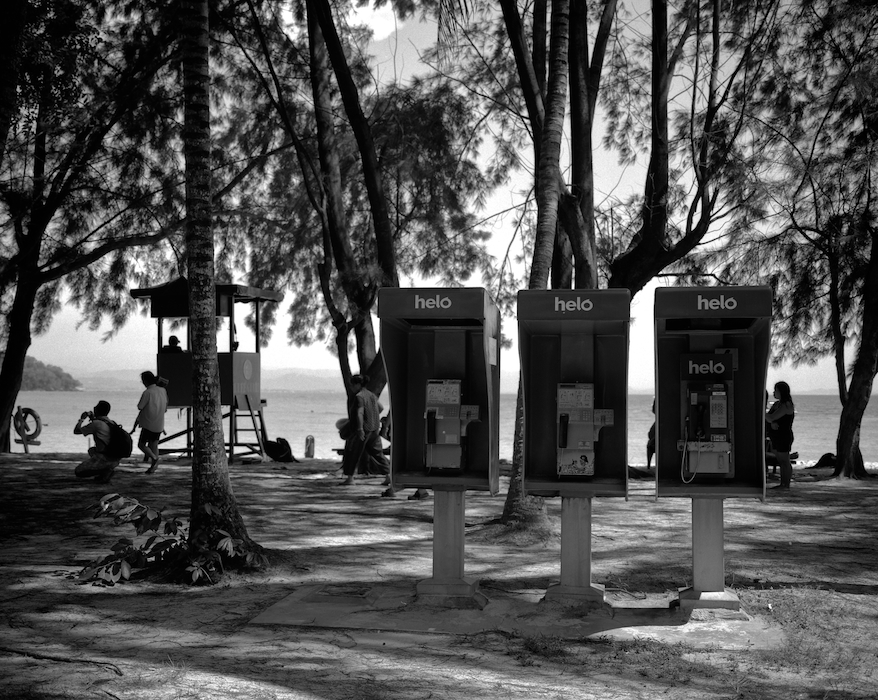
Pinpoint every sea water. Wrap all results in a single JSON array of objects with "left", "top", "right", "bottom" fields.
[{"left": 13, "top": 389, "right": 875, "bottom": 467}]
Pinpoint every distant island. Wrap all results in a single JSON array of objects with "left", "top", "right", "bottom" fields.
[{"left": 1, "top": 354, "right": 82, "bottom": 391}]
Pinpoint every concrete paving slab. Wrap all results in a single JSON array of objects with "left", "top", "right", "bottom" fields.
[{"left": 249, "top": 581, "right": 784, "bottom": 651}]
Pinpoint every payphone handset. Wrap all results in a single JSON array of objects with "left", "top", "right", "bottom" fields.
[
  {"left": 424, "top": 379, "right": 480, "bottom": 471},
  {"left": 556, "top": 383, "right": 614, "bottom": 477},
  {"left": 677, "top": 355, "right": 735, "bottom": 481}
]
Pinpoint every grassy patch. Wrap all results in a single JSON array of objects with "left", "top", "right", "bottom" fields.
[
  {"left": 520, "top": 633, "right": 569, "bottom": 660},
  {"left": 740, "top": 587, "right": 877, "bottom": 698}
]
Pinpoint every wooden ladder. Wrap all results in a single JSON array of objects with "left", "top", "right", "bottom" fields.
[{"left": 229, "top": 393, "right": 268, "bottom": 463}]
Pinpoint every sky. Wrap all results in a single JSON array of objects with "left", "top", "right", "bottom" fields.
[
  {"left": 28, "top": 278, "right": 840, "bottom": 394},
  {"left": 24, "top": 6, "right": 842, "bottom": 395}
]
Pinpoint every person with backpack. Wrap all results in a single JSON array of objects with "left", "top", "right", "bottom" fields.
[
  {"left": 73, "top": 400, "right": 129, "bottom": 483},
  {"left": 339, "top": 374, "right": 390, "bottom": 486},
  {"left": 131, "top": 371, "right": 168, "bottom": 474}
]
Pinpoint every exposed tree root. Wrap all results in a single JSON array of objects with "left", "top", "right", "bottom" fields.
[{"left": 0, "top": 645, "right": 123, "bottom": 676}]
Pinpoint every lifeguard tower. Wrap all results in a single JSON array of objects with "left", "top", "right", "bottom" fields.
[{"left": 130, "top": 277, "right": 283, "bottom": 462}]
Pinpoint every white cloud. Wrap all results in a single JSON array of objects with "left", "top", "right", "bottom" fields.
[{"left": 351, "top": 4, "right": 400, "bottom": 42}]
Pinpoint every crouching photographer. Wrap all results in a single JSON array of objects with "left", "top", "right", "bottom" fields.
[{"left": 73, "top": 400, "right": 127, "bottom": 483}]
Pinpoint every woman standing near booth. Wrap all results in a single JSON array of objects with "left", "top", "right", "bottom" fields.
[{"left": 766, "top": 381, "right": 795, "bottom": 489}]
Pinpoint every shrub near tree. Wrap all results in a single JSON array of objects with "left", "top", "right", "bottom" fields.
[{"left": 79, "top": 493, "right": 265, "bottom": 585}]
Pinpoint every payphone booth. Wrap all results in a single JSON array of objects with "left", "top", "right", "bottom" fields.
[
  {"left": 654, "top": 285, "right": 772, "bottom": 609},
  {"left": 518, "top": 289, "right": 630, "bottom": 603},
  {"left": 379, "top": 287, "right": 500, "bottom": 607},
  {"left": 130, "top": 277, "right": 283, "bottom": 462}
]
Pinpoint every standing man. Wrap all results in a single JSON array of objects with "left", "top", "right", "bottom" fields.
[
  {"left": 340, "top": 374, "right": 389, "bottom": 485},
  {"left": 132, "top": 371, "right": 168, "bottom": 474},
  {"left": 73, "top": 400, "right": 120, "bottom": 483}
]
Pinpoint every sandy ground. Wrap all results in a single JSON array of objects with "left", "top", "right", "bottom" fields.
[{"left": 1, "top": 453, "right": 877, "bottom": 699}]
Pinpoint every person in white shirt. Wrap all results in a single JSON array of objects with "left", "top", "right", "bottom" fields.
[{"left": 131, "top": 371, "right": 168, "bottom": 474}]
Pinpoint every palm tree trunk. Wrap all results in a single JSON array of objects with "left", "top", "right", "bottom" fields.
[
  {"left": 180, "top": 0, "right": 258, "bottom": 554},
  {"left": 530, "top": 0, "right": 571, "bottom": 290}
]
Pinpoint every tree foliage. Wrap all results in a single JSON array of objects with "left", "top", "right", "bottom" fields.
[
  {"left": 603, "top": 0, "right": 788, "bottom": 293},
  {"left": 207, "top": 0, "right": 499, "bottom": 379},
  {"left": 0, "top": 0, "right": 186, "bottom": 450},
  {"left": 698, "top": 0, "right": 878, "bottom": 478},
  {"left": 0, "top": 0, "right": 302, "bottom": 451}
]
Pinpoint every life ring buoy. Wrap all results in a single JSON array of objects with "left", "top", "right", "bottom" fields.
[{"left": 13, "top": 407, "right": 42, "bottom": 441}]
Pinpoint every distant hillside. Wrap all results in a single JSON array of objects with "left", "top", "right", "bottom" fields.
[
  {"left": 263, "top": 368, "right": 344, "bottom": 392},
  {"left": 76, "top": 367, "right": 347, "bottom": 392},
  {"left": 0, "top": 354, "right": 82, "bottom": 391},
  {"left": 77, "top": 367, "right": 524, "bottom": 393}
]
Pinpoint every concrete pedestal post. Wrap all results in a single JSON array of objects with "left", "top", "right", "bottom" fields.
[
  {"left": 416, "top": 486, "right": 487, "bottom": 608},
  {"left": 679, "top": 497, "right": 739, "bottom": 610},
  {"left": 544, "top": 497, "right": 605, "bottom": 604}
]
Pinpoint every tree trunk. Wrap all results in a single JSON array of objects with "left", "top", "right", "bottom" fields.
[
  {"left": 0, "top": 70, "right": 51, "bottom": 453},
  {"left": 530, "top": 0, "right": 571, "bottom": 290},
  {"left": 310, "top": 0, "right": 398, "bottom": 289},
  {"left": 180, "top": 0, "right": 258, "bottom": 556},
  {"left": 532, "top": 0, "right": 548, "bottom": 97},
  {"left": 353, "top": 313, "right": 378, "bottom": 376},
  {"left": 307, "top": 0, "right": 358, "bottom": 293},
  {"left": 608, "top": 0, "right": 669, "bottom": 294},
  {"left": 551, "top": 226, "right": 574, "bottom": 289},
  {"left": 501, "top": 0, "right": 546, "bottom": 142},
  {"left": 501, "top": 383, "right": 528, "bottom": 523},
  {"left": 832, "top": 232, "right": 878, "bottom": 479},
  {"left": 827, "top": 252, "right": 849, "bottom": 404},
  {"left": 502, "top": 1, "right": 572, "bottom": 531},
  {"left": 567, "top": 0, "right": 598, "bottom": 289},
  {"left": 0, "top": 263, "right": 40, "bottom": 452},
  {"left": 307, "top": 0, "right": 394, "bottom": 399}
]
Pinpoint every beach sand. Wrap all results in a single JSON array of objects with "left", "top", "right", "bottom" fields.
[{"left": 1, "top": 453, "right": 876, "bottom": 699}]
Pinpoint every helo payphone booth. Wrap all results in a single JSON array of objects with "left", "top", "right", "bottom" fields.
[
  {"left": 379, "top": 287, "right": 500, "bottom": 607},
  {"left": 518, "top": 289, "right": 630, "bottom": 603},
  {"left": 654, "top": 285, "right": 772, "bottom": 609},
  {"left": 130, "top": 277, "right": 283, "bottom": 462}
]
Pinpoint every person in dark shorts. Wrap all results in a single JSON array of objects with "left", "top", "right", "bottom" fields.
[
  {"left": 131, "top": 371, "right": 168, "bottom": 474},
  {"left": 73, "top": 400, "right": 120, "bottom": 483},
  {"left": 766, "top": 381, "right": 795, "bottom": 489}
]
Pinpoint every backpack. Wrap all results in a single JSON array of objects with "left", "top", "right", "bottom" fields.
[
  {"left": 96, "top": 418, "right": 133, "bottom": 459},
  {"left": 264, "top": 437, "right": 297, "bottom": 463}
]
